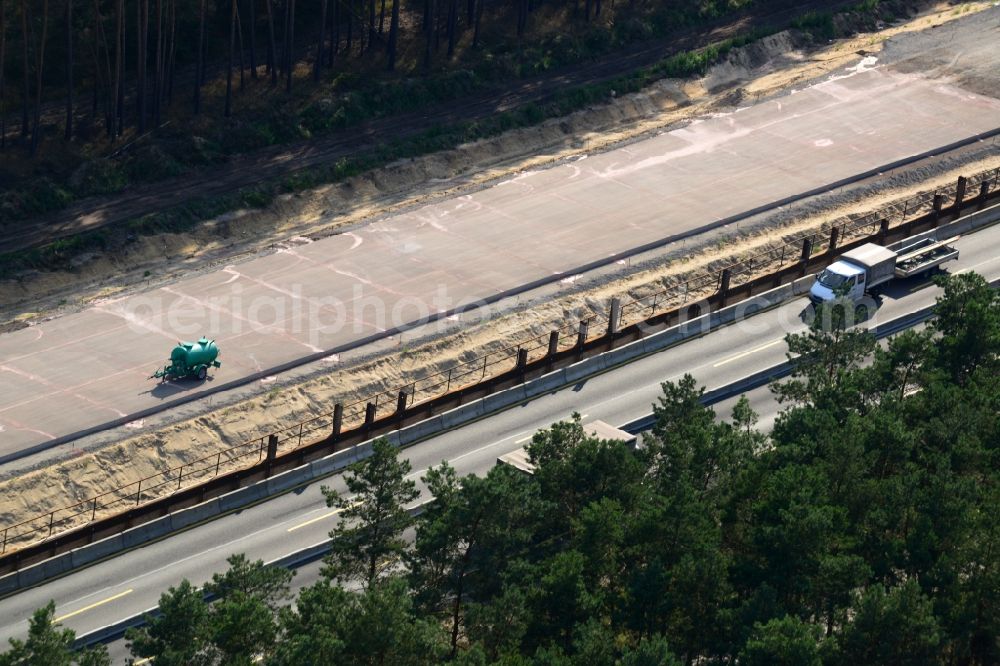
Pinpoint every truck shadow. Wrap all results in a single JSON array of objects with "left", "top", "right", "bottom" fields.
[
  {"left": 799, "top": 294, "right": 886, "bottom": 328},
  {"left": 143, "top": 375, "right": 216, "bottom": 400}
]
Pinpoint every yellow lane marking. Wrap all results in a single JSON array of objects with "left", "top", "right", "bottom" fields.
[
  {"left": 134, "top": 658, "right": 152, "bottom": 665},
  {"left": 712, "top": 338, "right": 784, "bottom": 368},
  {"left": 287, "top": 501, "right": 359, "bottom": 533},
  {"left": 54, "top": 589, "right": 133, "bottom": 623}
]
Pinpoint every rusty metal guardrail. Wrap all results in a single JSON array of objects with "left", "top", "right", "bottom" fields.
[{"left": 1, "top": 167, "right": 997, "bottom": 562}]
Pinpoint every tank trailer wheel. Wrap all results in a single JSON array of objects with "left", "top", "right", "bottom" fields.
[
  {"left": 855, "top": 303, "right": 869, "bottom": 323},
  {"left": 197, "top": 366, "right": 208, "bottom": 381}
]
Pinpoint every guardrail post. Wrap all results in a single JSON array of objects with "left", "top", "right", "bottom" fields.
[
  {"left": 977, "top": 181, "right": 990, "bottom": 211},
  {"left": 547, "top": 330, "right": 559, "bottom": 358},
  {"left": 516, "top": 348, "right": 528, "bottom": 377},
  {"left": 828, "top": 226, "right": 840, "bottom": 253},
  {"left": 576, "top": 320, "right": 589, "bottom": 356},
  {"left": 332, "top": 403, "right": 343, "bottom": 439},
  {"left": 932, "top": 193, "right": 944, "bottom": 226},
  {"left": 800, "top": 238, "right": 812, "bottom": 276},
  {"left": 879, "top": 218, "right": 890, "bottom": 242},
  {"left": 396, "top": 390, "right": 408, "bottom": 415},
  {"left": 954, "top": 175, "right": 968, "bottom": 214},
  {"left": 718, "top": 269, "right": 731, "bottom": 305},
  {"left": 364, "top": 402, "right": 376, "bottom": 429},
  {"left": 607, "top": 298, "right": 622, "bottom": 337},
  {"left": 265, "top": 434, "right": 279, "bottom": 477}
]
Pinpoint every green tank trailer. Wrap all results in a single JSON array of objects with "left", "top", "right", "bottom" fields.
[{"left": 150, "top": 337, "right": 221, "bottom": 381}]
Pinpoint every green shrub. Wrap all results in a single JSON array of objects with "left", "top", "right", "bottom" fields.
[
  {"left": 68, "top": 159, "right": 128, "bottom": 197},
  {"left": 124, "top": 146, "right": 186, "bottom": 183},
  {"left": 792, "top": 11, "right": 836, "bottom": 40}
]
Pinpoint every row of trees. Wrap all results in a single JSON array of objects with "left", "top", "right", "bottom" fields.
[
  {"left": 4, "top": 271, "right": 997, "bottom": 664},
  {"left": 1, "top": 0, "right": 611, "bottom": 155}
]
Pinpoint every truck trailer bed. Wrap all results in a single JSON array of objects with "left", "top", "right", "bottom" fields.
[{"left": 893, "top": 238, "right": 960, "bottom": 278}]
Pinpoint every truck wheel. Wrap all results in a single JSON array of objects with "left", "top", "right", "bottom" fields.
[
  {"left": 197, "top": 366, "right": 208, "bottom": 381},
  {"left": 855, "top": 303, "right": 868, "bottom": 322}
]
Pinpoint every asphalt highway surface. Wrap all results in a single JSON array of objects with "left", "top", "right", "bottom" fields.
[
  {"left": 2, "top": 53, "right": 1000, "bottom": 459},
  {"left": 1, "top": 221, "right": 998, "bottom": 662}
]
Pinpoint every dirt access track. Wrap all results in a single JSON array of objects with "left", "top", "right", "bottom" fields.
[{"left": 2, "top": 0, "right": 1000, "bottom": 454}]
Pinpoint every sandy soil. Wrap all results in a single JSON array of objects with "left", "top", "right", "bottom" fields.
[
  {"left": 3, "top": 1, "right": 992, "bottom": 325},
  {"left": 1, "top": 0, "right": 998, "bottom": 543}
]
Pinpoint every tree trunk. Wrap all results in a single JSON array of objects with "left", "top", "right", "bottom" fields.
[
  {"left": 166, "top": 0, "right": 175, "bottom": 103},
  {"left": 280, "top": 0, "right": 288, "bottom": 74},
  {"left": 357, "top": 0, "right": 365, "bottom": 56},
  {"left": 584, "top": 0, "right": 590, "bottom": 22},
  {"left": 194, "top": 0, "right": 204, "bottom": 113},
  {"left": 448, "top": 556, "right": 471, "bottom": 658},
  {"left": 313, "top": 0, "right": 326, "bottom": 81},
  {"left": 422, "top": 0, "right": 433, "bottom": 68},
  {"left": 595, "top": 0, "right": 600, "bottom": 17},
  {"left": 236, "top": 0, "right": 245, "bottom": 91},
  {"left": 328, "top": 0, "right": 338, "bottom": 66},
  {"left": 64, "top": 0, "right": 73, "bottom": 140},
  {"left": 284, "top": 0, "right": 294, "bottom": 92},
  {"left": 472, "top": 0, "right": 482, "bottom": 48},
  {"left": 248, "top": 0, "right": 257, "bottom": 78},
  {"left": 90, "top": 0, "right": 100, "bottom": 116},
  {"left": 265, "top": 0, "right": 276, "bottom": 85},
  {"left": 19, "top": 0, "right": 28, "bottom": 138},
  {"left": 345, "top": 0, "right": 352, "bottom": 55},
  {"left": 1, "top": 0, "right": 7, "bottom": 149},
  {"left": 386, "top": 0, "right": 399, "bottom": 71},
  {"left": 225, "top": 0, "right": 235, "bottom": 116},
  {"left": 367, "top": 0, "right": 374, "bottom": 53},
  {"left": 91, "top": 0, "right": 101, "bottom": 119},
  {"left": 377, "top": 0, "right": 385, "bottom": 36},
  {"left": 446, "top": 0, "right": 456, "bottom": 58},
  {"left": 153, "top": 0, "right": 162, "bottom": 126},
  {"left": 466, "top": 0, "right": 473, "bottom": 27},
  {"left": 136, "top": 0, "right": 147, "bottom": 133},
  {"left": 113, "top": 0, "right": 123, "bottom": 136},
  {"left": 434, "top": 0, "right": 441, "bottom": 52},
  {"left": 29, "top": 0, "right": 47, "bottom": 155}
]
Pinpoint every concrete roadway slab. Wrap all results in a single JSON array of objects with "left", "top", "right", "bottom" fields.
[
  {"left": 5, "top": 219, "right": 1000, "bottom": 654},
  {"left": 2, "top": 61, "right": 1000, "bottom": 459}
]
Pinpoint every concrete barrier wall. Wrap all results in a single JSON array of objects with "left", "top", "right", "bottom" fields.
[{"left": 8, "top": 203, "right": 999, "bottom": 598}]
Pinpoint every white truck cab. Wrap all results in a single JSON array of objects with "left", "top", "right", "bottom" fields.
[{"left": 811, "top": 260, "right": 868, "bottom": 304}]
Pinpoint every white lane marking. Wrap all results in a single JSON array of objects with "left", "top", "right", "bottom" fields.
[
  {"left": 712, "top": 338, "right": 784, "bottom": 368},
  {"left": 955, "top": 256, "right": 998, "bottom": 275}
]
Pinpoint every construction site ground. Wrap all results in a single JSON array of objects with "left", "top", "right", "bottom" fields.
[{"left": 0, "top": 1, "right": 998, "bottom": 531}]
